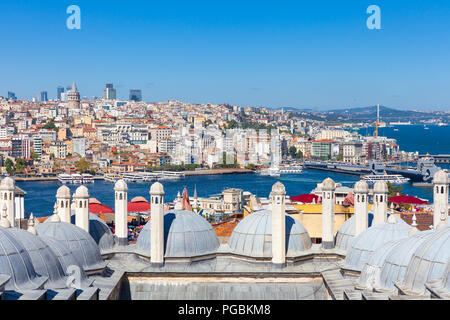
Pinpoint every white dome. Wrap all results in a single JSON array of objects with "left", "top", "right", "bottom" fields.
[
  {"left": 114, "top": 179, "right": 128, "bottom": 191},
  {"left": 56, "top": 185, "right": 71, "bottom": 198},
  {"left": 271, "top": 182, "right": 286, "bottom": 194},
  {"left": 0, "top": 177, "right": 14, "bottom": 189},
  {"left": 335, "top": 211, "right": 375, "bottom": 251},
  {"left": 354, "top": 180, "right": 369, "bottom": 193},
  {"left": 322, "top": 178, "right": 336, "bottom": 191},
  {"left": 150, "top": 182, "right": 165, "bottom": 195},
  {"left": 74, "top": 185, "right": 89, "bottom": 198},
  {"left": 433, "top": 170, "right": 449, "bottom": 184},
  {"left": 373, "top": 181, "right": 388, "bottom": 193}
]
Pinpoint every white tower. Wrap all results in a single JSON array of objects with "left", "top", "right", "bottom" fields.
[
  {"left": 114, "top": 179, "right": 128, "bottom": 246},
  {"left": 73, "top": 185, "right": 90, "bottom": 233},
  {"left": 321, "top": 178, "right": 336, "bottom": 249},
  {"left": 0, "top": 177, "right": 15, "bottom": 227},
  {"left": 150, "top": 182, "right": 165, "bottom": 266},
  {"left": 56, "top": 185, "right": 71, "bottom": 223},
  {"left": 373, "top": 181, "right": 388, "bottom": 225},
  {"left": 433, "top": 170, "right": 449, "bottom": 228},
  {"left": 354, "top": 180, "right": 369, "bottom": 237},
  {"left": 270, "top": 182, "right": 286, "bottom": 267}
]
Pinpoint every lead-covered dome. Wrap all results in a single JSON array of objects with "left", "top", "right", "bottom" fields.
[
  {"left": 335, "top": 211, "right": 375, "bottom": 251},
  {"left": 228, "top": 209, "right": 312, "bottom": 258},
  {"left": 343, "top": 216, "right": 411, "bottom": 272},
  {"left": 36, "top": 219, "right": 106, "bottom": 273},
  {"left": 69, "top": 212, "right": 116, "bottom": 253},
  {"left": 0, "top": 226, "right": 47, "bottom": 291},
  {"left": 135, "top": 210, "right": 220, "bottom": 258},
  {"left": 6, "top": 228, "right": 68, "bottom": 289},
  {"left": 378, "top": 230, "right": 434, "bottom": 292},
  {"left": 397, "top": 226, "right": 450, "bottom": 295},
  {"left": 39, "top": 235, "right": 93, "bottom": 288}
]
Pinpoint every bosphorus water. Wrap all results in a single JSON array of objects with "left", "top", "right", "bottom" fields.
[{"left": 17, "top": 125, "right": 450, "bottom": 218}]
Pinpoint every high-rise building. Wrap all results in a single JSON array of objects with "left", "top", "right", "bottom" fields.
[
  {"left": 67, "top": 81, "right": 81, "bottom": 109},
  {"left": 11, "top": 137, "right": 31, "bottom": 159},
  {"left": 7, "top": 91, "right": 17, "bottom": 101},
  {"left": 57, "top": 86, "right": 65, "bottom": 101},
  {"left": 103, "top": 83, "right": 117, "bottom": 100},
  {"left": 40, "top": 91, "right": 48, "bottom": 102},
  {"left": 129, "top": 89, "right": 142, "bottom": 102}
]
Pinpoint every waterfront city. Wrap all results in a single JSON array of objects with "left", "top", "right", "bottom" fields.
[{"left": 0, "top": 0, "right": 449, "bottom": 305}]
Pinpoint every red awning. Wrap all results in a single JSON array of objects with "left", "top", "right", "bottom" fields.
[
  {"left": 89, "top": 198, "right": 114, "bottom": 214},
  {"left": 290, "top": 194, "right": 320, "bottom": 204},
  {"left": 128, "top": 197, "right": 151, "bottom": 212},
  {"left": 388, "top": 195, "right": 430, "bottom": 205}
]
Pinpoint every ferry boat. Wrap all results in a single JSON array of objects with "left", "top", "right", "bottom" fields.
[
  {"left": 71, "top": 174, "right": 83, "bottom": 185},
  {"left": 362, "top": 174, "right": 410, "bottom": 184},
  {"left": 82, "top": 173, "right": 94, "bottom": 184},
  {"left": 58, "top": 173, "right": 73, "bottom": 184},
  {"left": 259, "top": 166, "right": 281, "bottom": 177},
  {"left": 279, "top": 165, "right": 303, "bottom": 174}
]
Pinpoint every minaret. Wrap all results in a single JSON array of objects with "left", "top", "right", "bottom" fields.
[
  {"left": 373, "top": 181, "right": 388, "bottom": 225},
  {"left": 270, "top": 182, "right": 286, "bottom": 266},
  {"left": 354, "top": 180, "right": 369, "bottom": 236},
  {"left": 56, "top": 185, "right": 71, "bottom": 223},
  {"left": 150, "top": 182, "right": 165, "bottom": 266},
  {"left": 73, "top": 185, "right": 90, "bottom": 233},
  {"left": 433, "top": 170, "right": 449, "bottom": 228},
  {"left": 193, "top": 184, "right": 199, "bottom": 212},
  {"left": 321, "top": 178, "right": 336, "bottom": 249},
  {"left": 114, "top": 179, "right": 128, "bottom": 246},
  {"left": 0, "top": 177, "right": 15, "bottom": 227},
  {"left": 27, "top": 213, "right": 37, "bottom": 235}
]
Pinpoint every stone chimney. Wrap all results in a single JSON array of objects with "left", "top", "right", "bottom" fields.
[
  {"left": 354, "top": 180, "right": 369, "bottom": 236},
  {"left": 270, "top": 182, "right": 286, "bottom": 267},
  {"left": 150, "top": 182, "right": 165, "bottom": 266},
  {"left": 321, "top": 178, "right": 336, "bottom": 249},
  {"left": 73, "top": 186, "right": 90, "bottom": 233},
  {"left": 114, "top": 179, "right": 128, "bottom": 246}
]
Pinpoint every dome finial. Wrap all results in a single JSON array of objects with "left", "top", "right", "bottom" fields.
[
  {"left": 27, "top": 213, "right": 37, "bottom": 235},
  {"left": 0, "top": 203, "right": 11, "bottom": 228},
  {"left": 387, "top": 214, "right": 397, "bottom": 224},
  {"left": 409, "top": 214, "right": 419, "bottom": 235},
  {"left": 50, "top": 203, "right": 61, "bottom": 223}
]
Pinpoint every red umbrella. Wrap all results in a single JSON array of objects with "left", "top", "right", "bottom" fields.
[
  {"left": 128, "top": 196, "right": 151, "bottom": 212},
  {"left": 388, "top": 195, "right": 430, "bottom": 205},
  {"left": 89, "top": 198, "right": 114, "bottom": 214},
  {"left": 290, "top": 194, "right": 320, "bottom": 204}
]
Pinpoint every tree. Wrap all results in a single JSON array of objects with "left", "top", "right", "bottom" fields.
[
  {"left": 289, "top": 146, "right": 297, "bottom": 158},
  {"left": 43, "top": 119, "right": 57, "bottom": 131},
  {"left": 387, "top": 182, "right": 403, "bottom": 197},
  {"left": 31, "top": 152, "right": 39, "bottom": 161},
  {"left": 74, "top": 157, "right": 90, "bottom": 173},
  {"left": 15, "top": 158, "right": 27, "bottom": 173},
  {"left": 297, "top": 150, "right": 304, "bottom": 159},
  {"left": 5, "top": 158, "right": 14, "bottom": 175}
]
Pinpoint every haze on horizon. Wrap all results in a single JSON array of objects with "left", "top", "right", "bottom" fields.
[{"left": 1, "top": 0, "right": 449, "bottom": 111}]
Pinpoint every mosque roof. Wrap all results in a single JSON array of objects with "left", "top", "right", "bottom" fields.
[
  {"left": 135, "top": 209, "right": 220, "bottom": 258},
  {"left": 36, "top": 219, "right": 107, "bottom": 272},
  {"left": 398, "top": 226, "right": 450, "bottom": 295},
  {"left": 378, "top": 230, "right": 434, "bottom": 292},
  {"left": 335, "top": 211, "right": 375, "bottom": 251},
  {"left": 343, "top": 217, "right": 411, "bottom": 272},
  {"left": 228, "top": 209, "right": 312, "bottom": 258},
  {"left": 0, "top": 226, "right": 48, "bottom": 291},
  {"left": 6, "top": 228, "right": 68, "bottom": 290}
]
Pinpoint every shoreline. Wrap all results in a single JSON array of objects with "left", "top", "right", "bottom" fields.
[{"left": 13, "top": 168, "right": 255, "bottom": 182}]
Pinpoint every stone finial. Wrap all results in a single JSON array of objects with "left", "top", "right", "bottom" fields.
[
  {"left": 174, "top": 201, "right": 183, "bottom": 210},
  {"left": 387, "top": 214, "right": 397, "bottom": 224},
  {"left": 409, "top": 214, "right": 419, "bottom": 236},
  {"left": 438, "top": 209, "right": 448, "bottom": 230},
  {"left": 50, "top": 203, "right": 61, "bottom": 223},
  {"left": 27, "top": 213, "right": 37, "bottom": 235},
  {"left": 0, "top": 203, "right": 11, "bottom": 228}
]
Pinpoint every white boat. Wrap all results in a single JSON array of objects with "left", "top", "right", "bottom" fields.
[
  {"left": 259, "top": 166, "right": 281, "bottom": 177},
  {"left": 362, "top": 174, "right": 410, "bottom": 184},
  {"left": 82, "top": 173, "right": 94, "bottom": 184},
  {"left": 279, "top": 165, "right": 303, "bottom": 174},
  {"left": 71, "top": 174, "right": 83, "bottom": 185},
  {"left": 58, "top": 173, "right": 73, "bottom": 184}
]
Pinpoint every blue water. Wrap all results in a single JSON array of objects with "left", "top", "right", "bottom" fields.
[
  {"left": 358, "top": 125, "right": 450, "bottom": 155},
  {"left": 17, "top": 125, "right": 449, "bottom": 218}
]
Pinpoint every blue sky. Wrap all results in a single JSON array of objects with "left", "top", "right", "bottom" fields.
[{"left": 0, "top": 0, "right": 449, "bottom": 110}]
